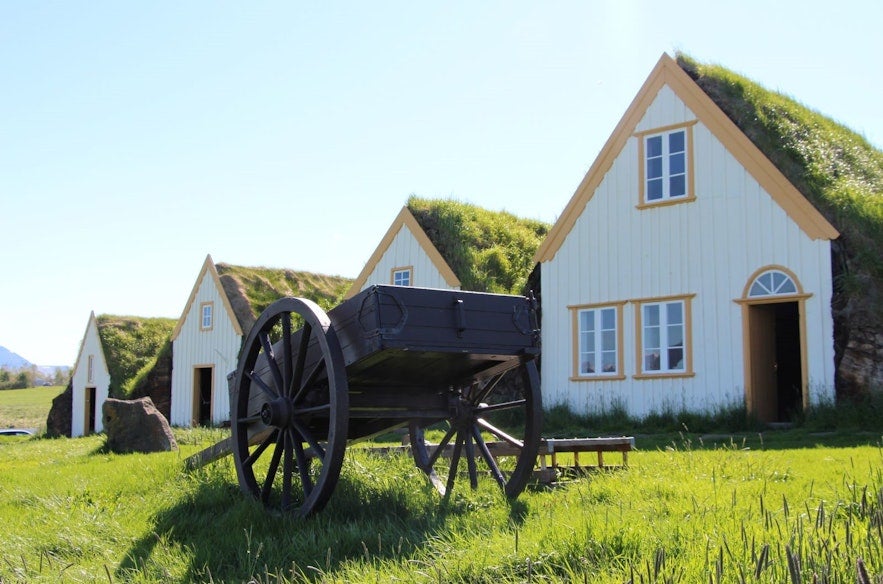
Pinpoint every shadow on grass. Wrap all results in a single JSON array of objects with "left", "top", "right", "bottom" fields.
[{"left": 117, "top": 455, "right": 528, "bottom": 582}]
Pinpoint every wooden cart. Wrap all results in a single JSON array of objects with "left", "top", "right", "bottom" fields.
[{"left": 227, "top": 285, "right": 542, "bottom": 516}]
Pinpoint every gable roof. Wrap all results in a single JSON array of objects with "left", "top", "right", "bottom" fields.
[
  {"left": 535, "top": 52, "right": 839, "bottom": 264},
  {"left": 170, "top": 254, "right": 243, "bottom": 341},
  {"left": 94, "top": 313, "right": 177, "bottom": 395},
  {"left": 72, "top": 311, "right": 110, "bottom": 379},
  {"left": 345, "top": 206, "right": 461, "bottom": 298}
]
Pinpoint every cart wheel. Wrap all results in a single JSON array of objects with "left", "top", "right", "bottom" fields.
[
  {"left": 231, "top": 297, "right": 348, "bottom": 517},
  {"left": 409, "top": 359, "right": 541, "bottom": 499}
]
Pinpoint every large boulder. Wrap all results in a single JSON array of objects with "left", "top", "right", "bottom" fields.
[
  {"left": 102, "top": 397, "right": 178, "bottom": 454},
  {"left": 46, "top": 383, "right": 73, "bottom": 437}
]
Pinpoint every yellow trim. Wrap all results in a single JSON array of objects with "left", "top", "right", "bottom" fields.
[
  {"left": 390, "top": 265, "right": 414, "bottom": 286},
  {"left": 735, "top": 266, "right": 810, "bottom": 416},
  {"left": 171, "top": 254, "right": 243, "bottom": 340},
  {"left": 534, "top": 53, "right": 838, "bottom": 264},
  {"left": 569, "top": 301, "right": 627, "bottom": 380},
  {"left": 636, "top": 121, "right": 697, "bottom": 208},
  {"left": 345, "top": 207, "right": 461, "bottom": 298},
  {"left": 633, "top": 294, "right": 694, "bottom": 379}
]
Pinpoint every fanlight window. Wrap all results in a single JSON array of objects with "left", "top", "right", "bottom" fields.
[{"left": 748, "top": 270, "right": 797, "bottom": 297}]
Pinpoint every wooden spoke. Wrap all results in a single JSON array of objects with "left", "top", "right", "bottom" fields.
[
  {"left": 292, "top": 429, "right": 313, "bottom": 498},
  {"left": 282, "top": 313, "right": 293, "bottom": 397},
  {"left": 469, "top": 372, "right": 506, "bottom": 406},
  {"left": 260, "top": 431, "right": 285, "bottom": 503},
  {"left": 282, "top": 429, "right": 293, "bottom": 510},
  {"left": 243, "top": 429, "right": 278, "bottom": 468},
  {"left": 291, "top": 419, "right": 326, "bottom": 460},
  {"left": 291, "top": 323, "right": 312, "bottom": 397},
  {"left": 259, "top": 331, "right": 284, "bottom": 393},
  {"left": 445, "top": 433, "right": 464, "bottom": 497},
  {"left": 474, "top": 398, "right": 527, "bottom": 415},
  {"left": 246, "top": 370, "right": 278, "bottom": 400},
  {"left": 238, "top": 414, "right": 263, "bottom": 425},
  {"left": 464, "top": 431, "right": 478, "bottom": 489},
  {"left": 472, "top": 426, "right": 506, "bottom": 489},
  {"left": 425, "top": 425, "right": 458, "bottom": 470}
]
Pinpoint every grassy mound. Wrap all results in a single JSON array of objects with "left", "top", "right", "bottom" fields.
[
  {"left": 407, "top": 196, "right": 549, "bottom": 295},
  {"left": 95, "top": 315, "right": 177, "bottom": 397}
]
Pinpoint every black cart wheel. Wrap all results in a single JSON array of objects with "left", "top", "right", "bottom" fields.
[
  {"left": 409, "top": 359, "right": 541, "bottom": 499},
  {"left": 231, "top": 297, "right": 349, "bottom": 517}
]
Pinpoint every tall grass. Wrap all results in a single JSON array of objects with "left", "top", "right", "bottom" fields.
[{"left": 2, "top": 429, "right": 881, "bottom": 582}]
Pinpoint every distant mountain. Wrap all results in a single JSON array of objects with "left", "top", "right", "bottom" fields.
[{"left": 0, "top": 346, "right": 33, "bottom": 369}]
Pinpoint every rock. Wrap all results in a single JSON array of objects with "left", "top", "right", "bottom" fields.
[
  {"left": 46, "top": 383, "right": 73, "bottom": 437},
  {"left": 102, "top": 397, "right": 178, "bottom": 454}
]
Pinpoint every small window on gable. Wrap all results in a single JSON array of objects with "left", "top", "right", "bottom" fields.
[
  {"left": 392, "top": 267, "right": 412, "bottom": 287},
  {"left": 637, "top": 122, "right": 696, "bottom": 207},
  {"left": 200, "top": 302, "right": 214, "bottom": 331},
  {"left": 748, "top": 270, "right": 798, "bottom": 297},
  {"left": 87, "top": 354, "right": 94, "bottom": 383}
]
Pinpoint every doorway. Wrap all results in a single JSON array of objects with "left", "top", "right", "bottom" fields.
[
  {"left": 84, "top": 387, "right": 96, "bottom": 434},
  {"left": 746, "top": 301, "right": 803, "bottom": 423},
  {"left": 192, "top": 366, "right": 214, "bottom": 426}
]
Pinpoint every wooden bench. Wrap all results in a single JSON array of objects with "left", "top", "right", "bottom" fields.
[{"left": 535, "top": 437, "right": 634, "bottom": 483}]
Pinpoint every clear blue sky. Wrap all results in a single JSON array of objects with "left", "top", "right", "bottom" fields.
[{"left": 2, "top": 1, "right": 881, "bottom": 367}]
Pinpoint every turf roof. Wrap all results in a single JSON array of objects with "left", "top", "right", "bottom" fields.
[
  {"left": 215, "top": 264, "right": 353, "bottom": 332},
  {"left": 95, "top": 315, "right": 177, "bottom": 397},
  {"left": 676, "top": 53, "right": 883, "bottom": 303},
  {"left": 406, "top": 195, "right": 549, "bottom": 295}
]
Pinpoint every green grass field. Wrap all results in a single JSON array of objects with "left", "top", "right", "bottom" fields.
[
  {"left": 2, "top": 428, "right": 881, "bottom": 583},
  {"left": 0, "top": 385, "right": 65, "bottom": 431}
]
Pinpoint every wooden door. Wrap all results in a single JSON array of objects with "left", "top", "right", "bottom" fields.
[{"left": 748, "top": 305, "right": 777, "bottom": 423}]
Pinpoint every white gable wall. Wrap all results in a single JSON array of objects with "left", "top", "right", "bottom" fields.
[
  {"left": 70, "top": 319, "right": 111, "bottom": 437},
  {"left": 358, "top": 225, "right": 460, "bottom": 292},
  {"left": 541, "top": 86, "right": 835, "bottom": 418},
  {"left": 170, "top": 272, "right": 242, "bottom": 426}
]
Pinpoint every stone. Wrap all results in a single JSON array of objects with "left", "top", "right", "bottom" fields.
[
  {"left": 102, "top": 397, "right": 178, "bottom": 454},
  {"left": 45, "top": 383, "right": 73, "bottom": 437}
]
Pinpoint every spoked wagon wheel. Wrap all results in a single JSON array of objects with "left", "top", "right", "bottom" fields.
[
  {"left": 231, "top": 297, "right": 349, "bottom": 517},
  {"left": 409, "top": 358, "right": 541, "bottom": 499}
]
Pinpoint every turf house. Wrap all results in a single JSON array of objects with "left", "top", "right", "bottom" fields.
[
  {"left": 69, "top": 312, "right": 111, "bottom": 437},
  {"left": 168, "top": 255, "right": 352, "bottom": 427},
  {"left": 346, "top": 196, "right": 549, "bottom": 298},
  {"left": 533, "top": 52, "right": 879, "bottom": 423}
]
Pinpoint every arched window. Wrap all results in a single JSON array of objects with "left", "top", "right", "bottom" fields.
[{"left": 748, "top": 269, "right": 798, "bottom": 297}]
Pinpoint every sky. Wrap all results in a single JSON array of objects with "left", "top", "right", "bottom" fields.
[{"left": 2, "top": 1, "right": 881, "bottom": 367}]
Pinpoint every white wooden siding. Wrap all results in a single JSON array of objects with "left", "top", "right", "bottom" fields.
[
  {"left": 70, "top": 319, "right": 110, "bottom": 437},
  {"left": 358, "top": 225, "right": 459, "bottom": 292},
  {"left": 170, "top": 273, "right": 242, "bottom": 426},
  {"left": 541, "top": 86, "right": 835, "bottom": 417}
]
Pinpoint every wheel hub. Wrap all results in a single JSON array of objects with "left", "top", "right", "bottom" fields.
[{"left": 261, "top": 398, "right": 293, "bottom": 428}]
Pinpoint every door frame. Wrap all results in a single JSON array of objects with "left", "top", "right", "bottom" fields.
[
  {"left": 191, "top": 365, "right": 214, "bottom": 427},
  {"left": 735, "top": 266, "right": 812, "bottom": 421}
]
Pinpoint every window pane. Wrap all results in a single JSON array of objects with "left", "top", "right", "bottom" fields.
[
  {"left": 780, "top": 280, "right": 797, "bottom": 294},
  {"left": 670, "top": 175, "right": 686, "bottom": 197},
  {"left": 601, "top": 308, "right": 615, "bottom": 329},
  {"left": 584, "top": 331, "right": 595, "bottom": 352},
  {"left": 669, "top": 152, "right": 685, "bottom": 175},
  {"left": 601, "top": 352, "right": 617, "bottom": 373},
  {"left": 645, "top": 351, "right": 661, "bottom": 371},
  {"left": 647, "top": 135, "right": 662, "bottom": 157},
  {"left": 772, "top": 272, "right": 786, "bottom": 291},
  {"left": 669, "top": 130, "right": 685, "bottom": 153},
  {"left": 602, "top": 330, "right": 616, "bottom": 351},
  {"left": 666, "top": 302, "right": 683, "bottom": 324},
  {"left": 647, "top": 179, "right": 663, "bottom": 200},
  {"left": 667, "top": 325, "right": 683, "bottom": 347},
  {"left": 580, "top": 310, "right": 594, "bottom": 332},
  {"left": 668, "top": 347, "right": 684, "bottom": 370},
  {"left": 644, "top": 304, "right": 660, "bottom": 326},
  {"left": 645, "top": 327, "right": 660, "bottom": 349},
  {"left": 647, "top": 157, "right": 663, "bottom": 180},
  {"left": 581, "top": 358, "right": 594, "bottom": 374}
]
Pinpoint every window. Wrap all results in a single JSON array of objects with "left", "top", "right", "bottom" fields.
[
  {"left": 637, "top": 122, "right": 696, "bottom": 207},
  {"left": 748, "top": 270, "right": 798, "bottom": 297},
  {"left": 634, "top": 295, "right": 694, "bottom": 377},
  {"left": 87, "top": 355, "right": 94, "bottom": 383},
  {"left": 200, "top": 302, "right": 214, "bottom": 331},
  {"left": 391, "top": 267, "right": 412, "bottom": 287},
  {"left": 570, "top": 302, "right": 625, "bottom": 380}
]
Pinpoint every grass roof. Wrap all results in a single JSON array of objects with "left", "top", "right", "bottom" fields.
[
  {"left": 215, "top": 264, "right": 353, "bottom": 332},
  {"left": 95, "top": 315, "right": 177, "bottom": 397},
  {"left": 406, "top": 196, "right": 549, "bottom": 295},
  {"left": 676, "top": 53, "right": 883, "bottom": 308}
]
